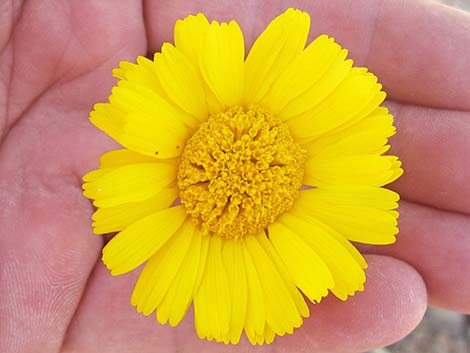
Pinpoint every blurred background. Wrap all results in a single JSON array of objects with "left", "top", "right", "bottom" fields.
[
  {"left": 374, "top": 308, "right": 469, "bottom": 353},
  {"left": 370, "top": 1, "right": 470, "bottom": 353},
  {"left": 438, "top": 0, "right": 470, "bottom": 10}
]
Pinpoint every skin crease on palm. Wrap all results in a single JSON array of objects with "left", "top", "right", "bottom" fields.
[{"left": 1, "top": 0, "right": 470, "bottom": 352}]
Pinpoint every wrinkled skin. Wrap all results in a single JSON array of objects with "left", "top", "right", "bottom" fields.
[{"left": 1, "top": 1, "right": 469, "bottom": 352}]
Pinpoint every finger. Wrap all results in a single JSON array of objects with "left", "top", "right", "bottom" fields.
[
  {"left": 363, "top": 201, "right": 470, "bottom": 313},
  {"left": 0, "top": 0, "right": 146, "bottom": 178},
  {"left": 60, "top": 264, "right": 176, "bottom": 353},
  {"left": 0, "top": 178, "right": 101, "bottom": 353},
  {"left": 144, "top": 0, "right": 470, "bottom": 110},
  {"left": 62, "top": 255, "right": 426, "bottom": 353},
  {"left": 386, "top": 100, "right": 470, "bottom": 214},
  {"left": 0, "top": 0, "right": 146, "bottom": 139},
  {"left": 0, "top": 0, "right": 20, "bottom": 53},
  {"left": 276, "top": 255, "right": 427, "bottom": 353},
  {"left": 0, "top": 1, "right": 146, "bottom": 352}
]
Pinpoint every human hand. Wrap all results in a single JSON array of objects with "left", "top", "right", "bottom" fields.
[{"left": 1, "top": 1, "right": 469, "bottom": 352}]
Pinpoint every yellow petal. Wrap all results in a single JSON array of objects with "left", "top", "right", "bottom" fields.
[
  {"left": 112, "top": 60, "right": 135, "bottom": 80},
  {"left": 277, "top": 55, "right": 352, "bottom": 122},
  {"left": 89, "top": 103, "right": 126, "bottom": 145},
  {"left": 194, "top": 236, "right": 231, "bottom": 341},
  {"left": 243, "top": 239, "right": 266, "bottom": 343},
  {"left": 155, "top": 229, "right": 200, "bottom": 326},
  {"left": 256, "top": 232, "right": 309, "bottom": 318},
  {"left": 130, "top": 219, "right": 194, "bottom": 316},
  {"left": 90, "top": 99, "right": 190, "bottom": 159},
  {"left": 83, "top": 148, "right": 164, "bottom": 183},
  {"left": 200, "top": 20, "right": 245, "bottom": 108},
  {"left": 222, "top": 239, "right": 247, "bottom": 344},
  {"left": 112, "top": 56, "right": 165, "bottom": 97},
  {"left": 307, "top": 215, "right": 368, "bottom": 270},
  {"left": 102, "top": 205, "right": 187, "bottom": 276},
  {"left": 82, "top": 161, "right": 177, "bottom": 207},
  {"left": 163, "top": 230, "right": 209, "bottom": 327},
  {"left": 251, "top": 323, "right": 276, "bottom": 345},
  {"left": 268, "top": 222, "right": 333, "bottom": 303},
  {"left": 114, "top": 78, "right": 197, "bottom": 128},
  {"left": 110, "top": 82, "right": 191, "bottom": 157},
  {"left": 305, "top": 107, "right": 396, "bottom": 157},
  {"left": 262, "top": 324, "right": 276, "bottom": 345},
  {"left": 155, "top": 43, "right": 208, "bottom": 121},
  {"left": 244, "top": 8, "right": 310, "bottom": 105},
  {"left": 280, "top": 213, "right": 366, "bottom": 300},
  {"left": 296, "top": 185, "right": 400, "bottom": 209},
  {"left": 123, "top": 116, "right": 188, "bottom": 159},
  {"left": 286, "top": 68, "right": 385, "bottom": 142},
  {"left": 294, "top": 188, "right": 399, "bottom": 244},
  {"left": 304, "top": 155, "right": 403, "bottom": 187},
  {"left": 174, "top": 13, "right": 210, "bottom": 65},
  {"left": 174, "top": 13, "right": 224, "bottom": 114},
  {"left": 194, "top": 234, "right": 210, "bottom": 296},
  {"left": 91, "top": 187, "right": 179, "bottom": 234},
  {"left": 98, "top": 149, "right": 160, "bottom": 168},
  {"left": 82, "top": 167, "right": 113, "bottom": 183},
  {"left": 261, "top": 35, "right": 345, "bottom": 114},
  {"left": 93, "top": 53, "right": 200, "bottom": 156},
  {"left": 245, "top": 233, "right": 302, "bottom": 336}
]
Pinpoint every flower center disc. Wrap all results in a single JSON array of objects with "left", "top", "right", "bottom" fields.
[{"left": 177, "top": 106, "right": 306, "bottom": 239}]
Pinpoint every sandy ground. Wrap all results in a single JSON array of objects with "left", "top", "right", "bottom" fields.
[{"left": 382, "top": 308, "right": 469, "bottom": 353}]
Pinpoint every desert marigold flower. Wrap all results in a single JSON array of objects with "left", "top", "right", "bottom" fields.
[{"left": 82, "top": 8, "right": 403, "bottom": 345}]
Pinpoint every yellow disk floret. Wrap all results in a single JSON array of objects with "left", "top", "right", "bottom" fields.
[{"left": 178, "top": 106, "right": 306, "bottom": 239}]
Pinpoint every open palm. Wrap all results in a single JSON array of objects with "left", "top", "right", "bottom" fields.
[{"left": 1, "top": 1, "right": 469, "bottom": 352}]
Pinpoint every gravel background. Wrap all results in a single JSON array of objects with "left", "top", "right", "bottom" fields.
[
  {"left": 371, "top": 1, "right": 470, "bottom": 353},
  {"left": 437, "top": 0, "right": 470, "bottom": 10}
]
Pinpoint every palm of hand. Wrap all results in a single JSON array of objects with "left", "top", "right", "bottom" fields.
[{"left": 1, "top": 1, "right": 469, "bottom": 353}]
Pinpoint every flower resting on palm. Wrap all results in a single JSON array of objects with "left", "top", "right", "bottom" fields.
[{"left": 82, "top": 8, "right": 402, "bottom": 345}]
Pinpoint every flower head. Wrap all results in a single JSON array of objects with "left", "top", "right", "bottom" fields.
[{"left": 83, "top": 8, "right": 402, "bottom": 345}]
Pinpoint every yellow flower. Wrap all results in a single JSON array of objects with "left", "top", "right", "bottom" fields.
[{"left": 82, "top": 8, "right": 402, "bottom": 345}]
